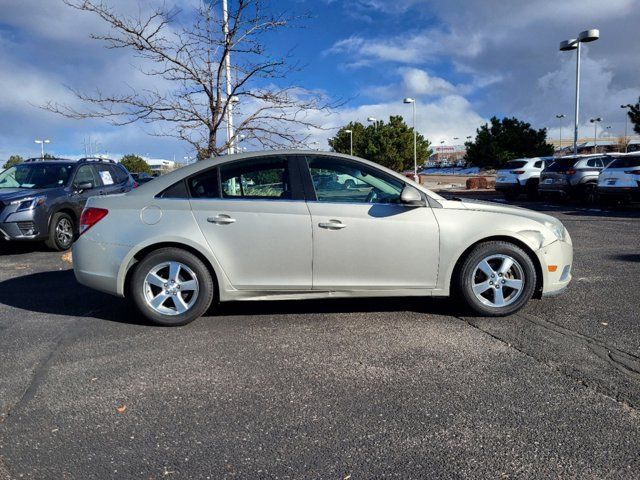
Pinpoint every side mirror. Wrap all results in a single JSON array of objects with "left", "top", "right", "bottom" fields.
[
  {"left": 75, "top": 182, "right": 94, "bottom": 192},
  {"left": 400, "top": 185, "right": 425, "bottom": 206}
]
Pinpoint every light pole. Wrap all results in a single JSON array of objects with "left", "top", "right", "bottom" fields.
[
  {"left": 559, "top": 29, "right": 600, "bottom": 156},
  {"left": 344, "top": 129, "right": 353, "bottom": 155},
  {"left": 590, "top": 117, "right": 602, "bottom": 153},
  {"left": 621, "top": 104, "right": 633, "bottom": 153},
  {"left": 403, "top": 98, "right": 417, "bottom": 180},
  {"left": 34, "top": 139, "right": 50, "bottom": 158},
  {"left": 367, "top": 117, "right": 377, "bottom": 131},
  {"left": 555, "top": 114, "right": 566, "bottom": 151},
  {"left": 222, "top": 0, "right": 236, "bottom": 154}
]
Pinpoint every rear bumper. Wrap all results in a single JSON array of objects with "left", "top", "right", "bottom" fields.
[
  {"left": 73, "top": 235, "right": 132, "bottom": 297},
  {"left": 538, "top": 184, "right": 570, "bottom": 196},
  {"left": 495, "top": 183, "right": 520, "bottom": 192},
  {"left": 597, "top": 186, "right": 640, "bottom": 200}
]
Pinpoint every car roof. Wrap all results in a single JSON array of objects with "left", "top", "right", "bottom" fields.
[{"left": 128, "top": 149, "right": 437, "bottom": 199}]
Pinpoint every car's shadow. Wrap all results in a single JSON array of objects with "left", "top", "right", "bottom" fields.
[
  {"left": 0, "top": 269, "right": 463, "bottom": 326},
  {"left": 0, "top": 242, "right": 51, "bottom": 256}
]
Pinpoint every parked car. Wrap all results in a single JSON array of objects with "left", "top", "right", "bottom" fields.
[
  {"left": 495, "top": 157, "right": 555, "bottom": 200},
  {"left": 131, "top": 172, "right": 155, "bottom": 185},
  {"left": 597, "top": 153, "right": 640, "bottom": 203},
  {"left": 538, "top": 155, "right": 611, "bottom": 203},
  {"left": 0, "top": 157, "right": 135, "bottom": 250},
  {"left": 73, "top": 151, "right": 572, "bottom": 326}
]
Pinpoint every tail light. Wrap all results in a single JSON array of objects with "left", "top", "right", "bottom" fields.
[
  {"left": 133, "top": 182, "right": 140, "bottom": 188},
  {"left": 510, "top": 170, "right": 525, "bottom": 174},
  {"left": 565, "top": 169, "right": 576, "bottom": 175},
  {"left": 79, "top": 207, "right": 108, "bottom": 235},
  {"left": 624, "top": 169, "right": 640, "bottom": 175}
]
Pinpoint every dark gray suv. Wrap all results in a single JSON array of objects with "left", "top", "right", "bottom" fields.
[
  {"left": 0, "top": 157, "right": 135, "bottom": 250},
  {"left": 538, "top": 155, "right": 612, "bottom": 203}
]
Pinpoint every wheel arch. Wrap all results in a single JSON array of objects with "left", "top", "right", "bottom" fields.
[
  {"left": 449, "top": 235, "right": 544, "bottom": 299},
  {"left": 123, "top": 241, "right": 221, "bottom": 301}
]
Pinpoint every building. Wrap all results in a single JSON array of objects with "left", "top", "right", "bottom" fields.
[
  {"left": 550, "top": 136, "right": 640, "bottom": 155},
  {"left": 145, "top": 158, "right": 178, "bottom": 173},
  {"left": 428, "top": 145, "right": 467, "bottom": 166}
]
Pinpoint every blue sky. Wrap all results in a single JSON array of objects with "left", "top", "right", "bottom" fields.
[{"left": 0, "top": 0, "right": 638, "bottom": 162}]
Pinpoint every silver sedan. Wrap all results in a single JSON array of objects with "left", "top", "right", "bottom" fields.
[{"left": 73, "top": 151, "right": 573, "bottom": 326}]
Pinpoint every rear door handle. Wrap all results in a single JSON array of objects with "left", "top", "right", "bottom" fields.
[
  {"left": 207, "top": 214, "right": 236, "bottom": 225},
  {"left": 318, "top": 220, "right": 346, "bottom": 230}
]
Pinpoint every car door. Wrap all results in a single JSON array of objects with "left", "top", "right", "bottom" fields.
[
  {"left": 188, "top": 155, "right": 312, "bottom": 290},
  {"left": 70, "top": 164, "right": 101, "bottom": 218},
  {"left": 302, "top": 155, "right": 440, "bottom": 290}
]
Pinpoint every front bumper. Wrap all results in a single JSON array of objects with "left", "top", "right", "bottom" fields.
[
  {"left": 0, "top": 206, "right": 49, "bottom": 241},
  {"left": 536, "top": 239, "right": 573, "bottom": 296}
]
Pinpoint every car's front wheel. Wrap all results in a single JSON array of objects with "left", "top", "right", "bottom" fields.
[
  {"left": 45, "top": 212, "right": 75, "bottom": 251},
  {"left": 456, "top": 241, "right": 536, "bottom": 316},
  {"left": 131, "top": 248, "right": 215, "bottom": 326}
]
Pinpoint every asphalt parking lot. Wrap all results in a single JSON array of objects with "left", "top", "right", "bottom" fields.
[{"left": 1, "top": 197, "right": 639, "bottom": 479}]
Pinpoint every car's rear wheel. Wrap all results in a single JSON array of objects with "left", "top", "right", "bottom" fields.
[
  {"left": 503, "top": 189, "right": 519, "bottom": 201},
  {"left": 581, "top": 182, "right": 598, "bottom": 205},
  {"left": 131, "top": 248, "right": 215, "bottom": 326},
  {"left": 525, "top": 179, "right": 539, "bottom": 200},
  {"left": 45, "top": 212, "right": 75, "bottom": 251},
  {"left": 456, "top": 241, "right": 536, "bottom": 317}
]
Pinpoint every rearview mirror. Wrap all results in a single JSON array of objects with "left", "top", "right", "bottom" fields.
[{"left": 400, "top": 185, "right": 425, "bottom": 206}]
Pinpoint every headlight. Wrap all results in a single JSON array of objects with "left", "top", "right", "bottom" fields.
[
  {"left": 10, "top": 195, "right": 46, "bottom": 211},
  {"left": 544, "top": 220, "right": 567, "bottom": 242}
]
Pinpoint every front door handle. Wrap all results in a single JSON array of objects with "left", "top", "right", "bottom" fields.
[
  {"left": 318, "top": 220, "right": 346, "bottom": 230},
  {"left": 207, "top": 214, "right": 236, "bottom": 225}
]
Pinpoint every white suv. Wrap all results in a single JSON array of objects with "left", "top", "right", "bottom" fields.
[
  {"left": 597, "top": 153, "right": 640, "bottom": 203},
  {"left": 495, "top": 157, "right": 555, "bottom": 200}
]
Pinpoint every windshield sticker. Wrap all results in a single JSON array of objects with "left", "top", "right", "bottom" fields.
[{"left": 99, "top": 170, "right": 114, "bottom": 185}]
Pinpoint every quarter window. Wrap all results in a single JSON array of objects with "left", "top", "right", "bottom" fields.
[
  {"left": 306, "top": 156, "right": 404, "bottom": 204},
  {"left": 220, "top": 157, "right": 291, "bottom": 199},
  {"left": 534, "top": 161, "right": 543, "bottom": 168}
]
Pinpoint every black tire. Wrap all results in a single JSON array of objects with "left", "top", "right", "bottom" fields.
[
  {"left": 581, "top": 182, "right": 598, "bottom": 205},
  {"left": 130, "top": 247, "right": 215, "bottom": 326},
  {"left": 455, "top": 241, "right": 537, "bottom": 317},
  {"left": 525, "top": 179, "right": 539, "bottom": 200},
  {"left": 503, "top": 189, "right": 519, "bottom": 201},
  {"left": 45, "top": 212, "right": 75, "bottom": 251}
]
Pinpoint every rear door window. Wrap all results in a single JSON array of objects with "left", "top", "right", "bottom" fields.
[
  {"left": 73, "top": 165, "right": 99, "bottom": 188},
  {"left": 94, "top": 164, "right": 116, "bottom": 186},
  {"left": 220, "top": 157, "right": 294, "bottom": 200},
  {"left": 188, "top": 169, "right": 220, "bottom": 199}
]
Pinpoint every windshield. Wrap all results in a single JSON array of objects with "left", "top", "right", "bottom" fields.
[
  {"left": 0, "top": 163, "right": 73, "bottom": 189},
  {"left": 502, "top": 160, "right": 527, "bottom": 170},
  {"left": 607, "top": 157, "right": 640, "bottom": 169},
  {"left": 545, "top": 158, "right": 578, "bottom": 172}
]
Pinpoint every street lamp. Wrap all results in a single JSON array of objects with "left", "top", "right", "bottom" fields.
[
  {"left": 403, "top": 97, "right": 417, "bottom": 180},
  {"left": 466, "top": 136, "right": 472, "bottom": 140},
  {"left": 555, "top": 114, "right": 566, "bottom": 151},
  {"left": 559, "top": 28, "right": 600, "bottom": 156},
  {"left": 344, "top": 129, "right": 353, "bottom": 156},
  {"left": 590, "top": 117, "right": 602, "bottom": 153},
  {"left": 34, "top": 139, "right": 50, "bottom": 158},
  {"left": 621, "top": 104, "right": 633, "bottom": 153}
]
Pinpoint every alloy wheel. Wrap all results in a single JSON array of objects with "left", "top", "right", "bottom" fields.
[
  {"left": 56, "top": 218, "right": 74, "bottom": 248},
  {"left": 143, "top": 261, "right": 200, "bottom": 316},
  {"left": 471, "top": 254, "right": 525, "bottom": 308}
]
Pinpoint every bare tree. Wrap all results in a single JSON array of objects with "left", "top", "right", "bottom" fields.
[{"left": 44, "top": 0, "right": 333, "bottom": 158}]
